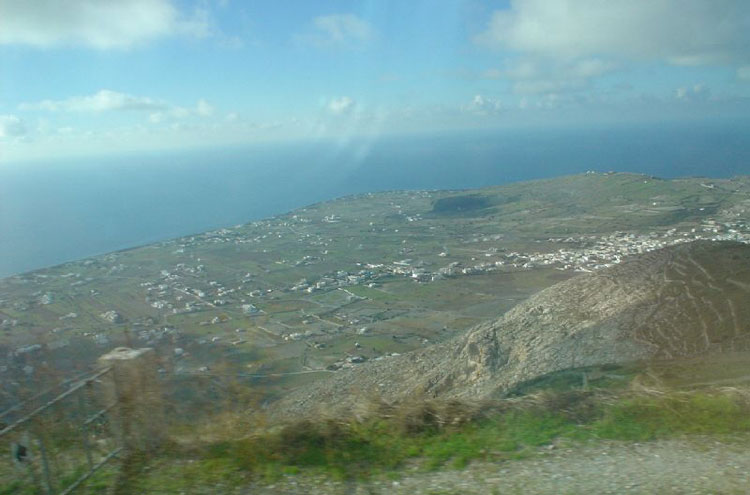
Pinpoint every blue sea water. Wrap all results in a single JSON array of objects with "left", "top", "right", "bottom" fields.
[{"left": 1, "top": 122, "right": 749, "bottom": 277}]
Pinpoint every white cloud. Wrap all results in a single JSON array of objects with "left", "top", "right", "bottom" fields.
[
  {"left": 0, "top": 115, "right": 27, "bottom": 138},
  {"left": 21, "top": 89, "right": 168, "bottom": 112},
  {"left": 148, "top": 113, "right": 166, "bottom": 124},
  {"left": 300, "top": 14, "right": 375, "bottom": 48},
  {"left": 503, "top": 60, "right": 538, "bottom": 80},
  {"left": 21, "top": 91, "right": 218, "bottom": 125},
  {"left": 675, "top": 84, "right": 711, "bottom": 101},
  {"left": 0, "top": 0, "right": 210, "bottom": 49},
  {"left": 506, "top": 58, "right": 615, "bottom": 81},
  {"left": 462, "top": 95, "right": 502, "bottom": 115},
  {"left": 516, "top": 93, "right": 566, "bottom": 110},
  {"left": 149, "top": 99, "right": 215, "bottom": 122},
  {"left": 169, "top": 107, "right": 191, "bottom": 119},
  {"left": 195, "top": 99, "right": 215, "bottom": 117},
  {"left": 513, "top": 79, "right": 584, "bottom": 95},
  {"left": 567, "top": 59, "right": 616, "bottom": 79},
  {"left": 328, "top": 96, "right": 356, "bottom": 115},
  {"left": 475, "top": 0, "right": 750, "bottom": 66},
  {"left": 0, "top": 116, "right": 299, "bottom": 163},
  {"left": 498, "top": 58, "right": 616, "bottom": 95},
  {"left": 481, "top": 68, "right": 504, "bottom": 80},
  {"left": 314, "top": 14, "right": 373, "bottom": 43}
]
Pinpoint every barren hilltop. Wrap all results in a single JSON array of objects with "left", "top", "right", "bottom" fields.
[{"left": 277, "top": 240, "right": 750, "bottom": 416}]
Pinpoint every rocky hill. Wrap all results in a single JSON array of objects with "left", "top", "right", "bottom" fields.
[{"left": 275, "top": 240, "right": 750, "bottom": 416}]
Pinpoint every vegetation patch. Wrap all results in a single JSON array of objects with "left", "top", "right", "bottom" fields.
[
  {"left": 11, "top": 385, "right": 750, "bottom": 493},
  {"left": 430, "top": 194, "right": 493, "bottom": 216},
  {"left": 161, "top": 386, "right": 750, "bottom": 482}
]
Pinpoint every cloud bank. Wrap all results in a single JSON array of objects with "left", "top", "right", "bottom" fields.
[
  {"left": 21, "top": 90, "right": 218, "bottom": 127},
  {"left": 0, "top": 115, "right": 26, "bottom": 138},
  {"left": 462, "top": 95, "right": 502, "bottom": 115},
  {"left": 476, "top": 0, "right": 750, "bottom": 66},
  {"left": 21, "top": 90, "right": 168, "bottom": 112},
  {"left": 298, "top": 14, "right": 375, "bottom": 49},
  {"left": 0, "top": 0, "right": 210, "bottom": 49},
  {"left": 328, "top": 96, "right": 356, "bottom": 114}
]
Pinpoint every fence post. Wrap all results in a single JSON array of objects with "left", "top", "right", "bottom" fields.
[{"left": 97, "top": 348, "right": 164, "bottom": 453}]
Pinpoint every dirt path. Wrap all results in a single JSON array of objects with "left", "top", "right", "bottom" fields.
[{"left": 244, "top": 435, "right": 750, "bottom": 495}]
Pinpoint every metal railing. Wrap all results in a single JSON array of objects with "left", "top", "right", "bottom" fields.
[{"left": 0, "top": 367, "right": 122, "bottom": 494}]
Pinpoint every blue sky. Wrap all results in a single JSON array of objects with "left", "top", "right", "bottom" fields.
[{"left": 1, "top": 0, "right": 749, "bottom": 163}]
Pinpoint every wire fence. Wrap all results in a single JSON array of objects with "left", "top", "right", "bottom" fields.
[
  {"left": 0, "top": 367, "right": 122, "bottom": 495},
  {"left": 0, "top": 354, "right": 303, "bottom": 493}
]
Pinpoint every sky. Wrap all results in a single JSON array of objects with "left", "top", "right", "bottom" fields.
[{"left": 1, "top": 0, "right": 750, "bottom": 164}]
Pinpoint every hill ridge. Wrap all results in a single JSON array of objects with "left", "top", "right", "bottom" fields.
[{"left": 273, "top": 240, "right": 750, "bottom": 417}]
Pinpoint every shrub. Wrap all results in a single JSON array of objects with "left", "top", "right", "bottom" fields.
[{"left": 181, "top": 386, "right": 750, "bottom": 480}]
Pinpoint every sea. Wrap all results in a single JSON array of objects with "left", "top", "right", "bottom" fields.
[{"left": 1, "top": 121, "right": 749, "bottom": 278}]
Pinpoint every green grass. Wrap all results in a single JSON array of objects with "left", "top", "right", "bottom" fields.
[
  {"left": 159, "top": 387, "right": 750, "bottom": 483},
  {"left": 0, "top": 463, "right": 114, "bottom": 495},
  {"left": 591, "top": 392, "right": 750, "bottom": 441},
  {"left": 10, "top": 378, "right": 750, "bottom": 493},
  {"left": 132, "top": 458, "right": 247, "bottom": 493},
  {"left": 415, "top": 411, "right": 578, "bottom": 470}
]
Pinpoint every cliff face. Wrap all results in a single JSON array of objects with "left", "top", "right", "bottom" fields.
[
  {"left": 437, "top": 240, "right": 750, "bottom": 398},
  {"left": 276, "top": 241, "right": 750, "bottom": 416}
]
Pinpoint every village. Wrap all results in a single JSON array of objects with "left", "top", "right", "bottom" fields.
[{"left": 2, "top": 173, "right": 749, "bottom": 385}]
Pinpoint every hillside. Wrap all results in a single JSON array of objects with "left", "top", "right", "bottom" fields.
[
  {"left": 2, "top": 172, "right": 750, "bottom": 407},
  {"left": 275, "top": 240, "right": 750, "bottom": 416},
  {"left": 4, "top": 176, "right": 750, "bottom": 494}
]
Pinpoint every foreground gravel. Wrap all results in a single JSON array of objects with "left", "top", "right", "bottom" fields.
[{"left": 243, "top": 435, "right": 750, "bottom": 495}]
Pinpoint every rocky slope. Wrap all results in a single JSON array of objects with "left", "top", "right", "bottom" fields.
[{"left": 274, "top": 241, "right": 750, "bottom": 416}]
